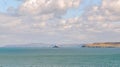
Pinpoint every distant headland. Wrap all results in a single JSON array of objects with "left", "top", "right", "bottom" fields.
[{"left": 82, "top": 42, "right": 120, "bottom": 48}]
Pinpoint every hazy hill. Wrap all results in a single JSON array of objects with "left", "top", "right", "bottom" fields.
[
  {"left": 4, "top": 43, "right": 52, "bottom": 48},
  {"left": 3, "top": 43, "right": 83, "bottom": 48}
]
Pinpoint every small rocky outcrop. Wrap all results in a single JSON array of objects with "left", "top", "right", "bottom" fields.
[{"left": 52, "top": 45, "right": 59, "bottom": 48}]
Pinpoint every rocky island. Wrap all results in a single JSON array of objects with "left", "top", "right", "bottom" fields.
[
  {"left": 82, "top": 42, "right": 120, "bottom": 48},
  {"left": 52, "top": 45, "right": 59, "bottom": 48}
]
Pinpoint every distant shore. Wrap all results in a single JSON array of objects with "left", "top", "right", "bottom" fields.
[{"left": 82, "top": 42, "right": 120, "bottom": 48}]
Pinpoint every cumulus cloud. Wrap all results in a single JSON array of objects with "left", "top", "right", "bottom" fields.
[
  {"left": 88, "top": 0, "right": 120, "bottom": 22},
  {"left": 102, "top": 0, "right": 120, "bottom": 14},
  {"left": 0, "top": 0, "right": 120, "bottom": 45},
  {"left": 82, "top": 0, "right": 120, "bottom": 33},
  {"left": 19, "top": 0, "right": 81, "bottom": 16}
]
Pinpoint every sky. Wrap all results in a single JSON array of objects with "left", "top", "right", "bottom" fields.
[{"left": 0, "top": 0, "right": 120, "bottom": 46}]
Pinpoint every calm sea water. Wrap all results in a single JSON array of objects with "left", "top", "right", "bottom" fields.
[{"left": 0, "top": 48, "right": 120, "bottom": 67}]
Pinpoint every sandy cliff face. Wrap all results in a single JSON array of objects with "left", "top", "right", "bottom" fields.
[{"left": 82, "top": 42, "right": 120, "bottom": 48}]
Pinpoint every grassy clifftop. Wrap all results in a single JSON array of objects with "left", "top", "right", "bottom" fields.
[{"left": 82, "top": 42, "right": 120, "bottom": 48}]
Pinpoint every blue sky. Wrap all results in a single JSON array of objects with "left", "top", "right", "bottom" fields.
[
  {"left": 63, "top": 0, "right": 102, "bottom": 18},
  {"left": 0, "top": 0, "right": 22, "bottom": 13}
]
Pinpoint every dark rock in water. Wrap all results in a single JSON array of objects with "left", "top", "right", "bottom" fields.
[
  {"left": 81, "top": 45, "right": 86, "bottom": 47},
  {"left": 53, "top": 45, "right": 59, "bottom": 48}
]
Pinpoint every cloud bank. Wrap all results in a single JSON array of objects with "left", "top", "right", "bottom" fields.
[{"left": 0, "top": 0, "right": 120, "bottom": 45}]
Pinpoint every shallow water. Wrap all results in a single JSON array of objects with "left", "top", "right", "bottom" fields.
[{"left": 0, "top": 48, "right": 120, "bottom": 67}]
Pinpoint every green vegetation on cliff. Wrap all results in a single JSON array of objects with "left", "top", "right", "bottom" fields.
[{"left": 82, "top": 42, "right": 120, "bottom": 48}]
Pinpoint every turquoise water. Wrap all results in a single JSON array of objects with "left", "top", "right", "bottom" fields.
[{"left": 0, "top": 48, "right": 120, "bottom": 67}]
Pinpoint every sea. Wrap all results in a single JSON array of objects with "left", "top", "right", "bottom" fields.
[{"left": 0, "top": 47, "right": 120, "bottom": 67}]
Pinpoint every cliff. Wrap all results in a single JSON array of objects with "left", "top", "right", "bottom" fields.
[{"left": 82, "top": 42, "right": 120, "bottom": 48}]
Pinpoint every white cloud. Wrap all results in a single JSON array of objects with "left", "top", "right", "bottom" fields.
[
  {"left": 19, "top": 0, "right": 81, "bottom": 16},
  {"left": 102, "top": 0, "right": 120, "bottom": 14},
  {"left": 0, "top": 0, "right": 120, "bottom": 45},
  {"left": 80, "top": 0, "right": 119, "bottom": 23}
]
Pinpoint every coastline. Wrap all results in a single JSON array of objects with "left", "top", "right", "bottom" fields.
[{"left": 82, "top": 42, "right": 120, "bottom": 48}]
